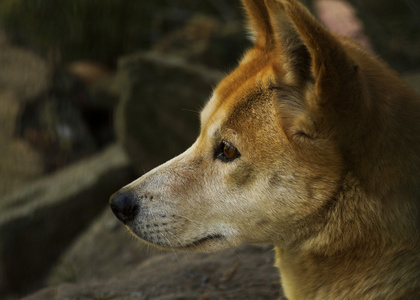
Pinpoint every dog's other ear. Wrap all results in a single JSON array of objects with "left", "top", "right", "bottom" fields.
[
  {"left": 277, "top": 0, "right": 361, "bottom": 109},
  {"left": 242, "top": 0, "right": 312, "bottom": 84},
  {"left": 243, "top": 0, "right": 362, "bottom": 110}
]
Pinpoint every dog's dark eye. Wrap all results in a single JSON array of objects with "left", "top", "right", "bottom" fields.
[{"left": 215, "top": 141, "right": 241, "bottom": 162}]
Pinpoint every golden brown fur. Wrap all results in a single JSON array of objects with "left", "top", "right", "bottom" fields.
[{"left": 110, "top": 0, "right": 420, "bottom": 298}]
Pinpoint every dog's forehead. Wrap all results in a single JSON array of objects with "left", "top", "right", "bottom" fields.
[{"left": 200, "top": 50, "right": 282, "bottom": 136}]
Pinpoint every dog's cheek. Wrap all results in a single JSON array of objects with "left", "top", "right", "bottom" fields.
[{"left": 226, "top": 162, "right": 257, "bottom": 188}]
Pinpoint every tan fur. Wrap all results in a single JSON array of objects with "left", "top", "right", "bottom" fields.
[{"left": 110, "top": 0, "right": 420, "bottom": 298}]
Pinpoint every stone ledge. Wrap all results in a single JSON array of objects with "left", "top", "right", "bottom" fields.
[{"left": 0, "top": 144, "right": 136, "bottom": 297}]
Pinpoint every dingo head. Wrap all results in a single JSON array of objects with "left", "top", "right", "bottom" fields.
[{"left": 110, "top": 0, "right": 419, "bottom": 253}]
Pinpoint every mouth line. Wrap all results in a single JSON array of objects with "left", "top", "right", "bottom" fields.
[
  {"left": 183, "top": 234, "right": 224, "bottom": 248},
  {"left": 132, "top": 230, "right": 225, "bottom": 249}
]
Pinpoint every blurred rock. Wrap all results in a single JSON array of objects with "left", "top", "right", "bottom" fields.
[
  {"left": 0, "top": 92, "right": 44, "bottom": 198},
  {"left": 0, "top": 144, "right": 136, "bottom": 298},
  {"left": 115, "top": 52, "right": 223, "bottom": 173},
  {"left": 65, "top": 61, "right": 118, "bottom": 150},
  {"left": 0, "top": 137, "right": 43, "bottom": 197},
  {"left": 0, "top": 44, "right": 50, "bottom": 100},
  {"left": 47, "top": 207, "right": 157, "bottom": 287},
  {"left": 154, "top": 14, "right": 249, "bottom": 70},
  {"left": 0, "top": 40, "right": 46, "bottom": 198},
  {"left": 0, "top": 38, "right": 113, "bottom": 177},
  {"left": 24, "top": 245, "right": 283, "bottom": 300},
  {"left": 81, "top": 69, "right": 119, "bottom": 148},
  {"left": 17, "top": 71, "right": 98, "bottom": 172}
]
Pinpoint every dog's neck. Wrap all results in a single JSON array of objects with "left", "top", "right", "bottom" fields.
[
  {"left": 275, "top": 172, "right": 419, "bottom": 299},
  {"left": 275, "top": 240, "right": 419, "bottom": 299},
  {"left": 349, "top": 57, "right": 420, "bottom": 197}
]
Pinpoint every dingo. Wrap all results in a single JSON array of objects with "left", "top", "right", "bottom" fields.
[{"left": 110, "top": 0, "right": 420, "bottom": 298}]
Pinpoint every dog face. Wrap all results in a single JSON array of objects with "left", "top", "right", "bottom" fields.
[
  {"left": 110, "top": 54, "right": 344, "bottom": 252},
  {"left": 110, "top": 0, "right": 375, "bottom": 252}
]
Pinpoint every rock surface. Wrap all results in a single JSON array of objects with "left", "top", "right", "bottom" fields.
[
  {"left": 17, "top": 70, "right": 98, "bottom": 172},
  {"left": 0, "top": 44, "right": 50, "bottom": 100},
  {"left": 46, "top": 208, "right": 157, "bottom": 287},
  {"left": 25, "top": 244, "right": 283, "bottom": 300},
  {"left": 0, "top": 92, "right": 44, "bottom": 198},
  {"left": 0, "top": 144, "right": 135, "bottom": 297},
  {"left": 115, "top": 52, "right": 223, "bottom": 173},
  {"left": 0, "top": 41, "right": 50, "bottom": 197},
  {"left": 153, "top": 14, "right": 248, "bottom": 70}
]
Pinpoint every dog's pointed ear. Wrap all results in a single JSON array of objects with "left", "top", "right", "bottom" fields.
[
  {"left": 267, "top": 0, "right": 361, "bottom": 108},
  {"left": 241, "top": 0, "right": 275, "bottom": 48},
  {"left": 242, "top": 0, "right": 312, "bottom": 84},
  {"left": 243, "top": 0, "right": 361, "bottom": 110}
]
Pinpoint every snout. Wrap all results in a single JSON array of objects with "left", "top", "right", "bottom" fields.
[{"left": 109, "top": 191, "right": 139, "bottom": 224}]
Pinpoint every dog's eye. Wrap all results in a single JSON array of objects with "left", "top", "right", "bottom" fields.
[
  {"left": 215, "top": 141, "right": 241, "bottom": 162},
  {"left": 223, "top": 144, "right": 237, "bottom": 160}
]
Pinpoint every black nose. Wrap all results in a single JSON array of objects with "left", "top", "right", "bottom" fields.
[{"left": 109, "top": 192, "right": 139, "bottom": 224}]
